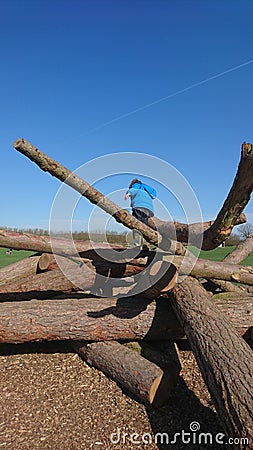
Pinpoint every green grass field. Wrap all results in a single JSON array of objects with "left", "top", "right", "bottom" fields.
[
  {"left": 1, "top": 245, "right": 253, "bottom": 270},
  {"left": 185, "top": 245, "right": 253, "bottom": 266},
  {"left": 0, "top": 248, "right": 35, "bottom": 268}
]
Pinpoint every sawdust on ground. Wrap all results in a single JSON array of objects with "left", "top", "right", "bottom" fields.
[{"left": 0, "top": 341, "right": 224, "bottom": 450}]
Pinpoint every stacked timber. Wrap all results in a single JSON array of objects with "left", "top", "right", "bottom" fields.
[{"left": 0, "top": 139, "right": 252, "bottom": 448}]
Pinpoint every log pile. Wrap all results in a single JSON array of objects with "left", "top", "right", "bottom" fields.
[{"left": 0, "top": 139, "right": 252, "bottom": 448}]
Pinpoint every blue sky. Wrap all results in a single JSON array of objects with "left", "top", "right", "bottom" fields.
[{"left": 1, "top": 0, "right": 253, "bottom": 233}]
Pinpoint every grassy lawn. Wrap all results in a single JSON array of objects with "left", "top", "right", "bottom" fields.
[
  {"left": 0, "top": 248, "right": 35, "bottom": 268},
  {"left": 1, "top": 245, "right": 253, "bottom": 270},
  {"left": 186, "top": 245, "right": 253, "bottom": 266}
]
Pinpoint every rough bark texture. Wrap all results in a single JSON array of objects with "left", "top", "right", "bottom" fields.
[
  {"left": 202, "top": 142, "right": 253, "bottom": 250},
  {"left": 0, "top": 264, "right": 95, "bottom": 300},
  {"left": 72, "top": 340, "right": 181, "bottom": 406},
  {"left": 208, "top": 236, "right": 253, "bottom": 293},
  {"left": 0, "top": 295, "right": 184, "bottom": 344},
  {"left": 223, "top": 236, "right": 253, "bottom": 264},
  {"left": 148, "top": 213, "right": 246, "bottom": 247},
  {"left": 212, "top": 293, "right": 253, "bottom": 337},
  {"left": 186, "top": 257, "right": 253, "bottom": 285},
  {"left": 164, "top": 254, "right": 253, "bottom": 285},
  {"left": 0, "top": 229, "right": 123, "bottom": 257},
  {"left": 0, "top": 254, "right": 41, "bottom": 286},
  {"left": 169, "top": 277, "right": 253, "bottom": 448}
]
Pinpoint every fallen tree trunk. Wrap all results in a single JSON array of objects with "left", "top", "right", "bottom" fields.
[
  {"left": 0, "top": 296, "right": 184, "bottom": 344},
  {"left": 169, "top": 277, "right": 253, "bottom": 448},
  {"left": 0, "top": 290, "right": 251, "bottom": 344},
  {"left": 0, "top": 229, "right": 124, "bottom": 257},
  {"left": 71, "top": 340, "right": 181, "bottom": 406},
  {"left": 0, "top": 254, "right": 43, "bottom": 286}
]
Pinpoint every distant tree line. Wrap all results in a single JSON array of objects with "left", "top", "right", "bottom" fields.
[
  {"left": 2, "top": 223, "right": 253, "bottom": 247},
  {"left": 0, "top": 226, "right": 127, "bottom": 244}
]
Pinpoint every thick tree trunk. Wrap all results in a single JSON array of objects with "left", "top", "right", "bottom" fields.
[
  {"left": 0, "top": 254, "right": 42, "bottom": 286},
  {"left": 71, "top": 340, "right": 181, "bottom": 406},
  {"left": 169, "top": 277, "right": 253, "bottom": 448},
  {"left": 0, "top": 296, "right": 184, "bottom": 344}
]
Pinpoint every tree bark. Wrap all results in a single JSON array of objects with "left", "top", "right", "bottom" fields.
[
  {"left": 0, "top": 296, "right": 184, "bottom": 344},
  {"left": 205, "top": 236, "right": 253, "bottom": 293},
  {"left": 167, "top": 254, "right": 253, "bottom": 286},
  {"left": 0, "top": 254, "right": 42, "bottom": 286},
  {"left": 169, "top": 277, "right": 253, "bottom": 448},
  {"left": 0, "top": 263, "right": 95, "bottom": 300},
  {"left": 212, "top": 292, "right": 253, "bottom": 337},
  {"left": 71, "top": 340, "right": 181, "bottom": 406},
  {"left": 201, "top": 142, "right": 253, "bottom": 250},
  {"left": 0, "top": 229, "right": 124, "bottom": 257},
  {"left": 148, "top": 213, "right": 246, "bottom": 247}
]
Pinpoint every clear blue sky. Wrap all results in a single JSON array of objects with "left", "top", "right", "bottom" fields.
[{"left": 1, "top": 0, "right": 253, "bottom": 232}]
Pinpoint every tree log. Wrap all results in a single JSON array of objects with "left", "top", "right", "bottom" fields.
[
  {"left": 71, "top": 340, "right": 181, "bottom": 406},
  {"left": 212, "top": 292, "right": 253, "bottom": 337},
  {"left": 205, "top": 236, "right": 253, "bottom": 293},
  {"left": 0, "top": 296, "right": 184, "bottom": 344},
  {"left": 0, "top": 254, "right": 43, "bottom": 287},
  {"left": 148, "top": 213, "right": 246, "bottom": 247},
  {"left": 223, "top": 236, "right": 253, "bottom": 265},
  {"left": 0, "top": 229, "right": 124, "bottom": 257},
  {"left": 166, "top": 254, "right": 253, "bottom": 286},
  {"left": 201, "top": 142, "right": 253, "bottom": 250},
  {"left": 0, "top": 263, "right": 95, "bottom": 300},
  {"left": 169, "top": 277, "right": 253, "bottom": 448}
]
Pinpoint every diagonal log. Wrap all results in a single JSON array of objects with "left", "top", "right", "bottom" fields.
[
  {"left": 201, "top": 142, "right": 253, "bottom": 250},
  {"left": 169, "top": 277, "right": 253, "bottom": 448},
  {"left": 13, "top": 139, "right": 162, "bottom": 248},
  {"left": 205, "top": 236, "right": 253, "bottom": 293},
  {"left": 0, "top": 254, "right": 42, "bottom": 286}
]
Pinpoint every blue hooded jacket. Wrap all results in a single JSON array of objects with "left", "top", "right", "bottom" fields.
[{"left": 127, "top": 182, "right": 156, "bottom": 213}]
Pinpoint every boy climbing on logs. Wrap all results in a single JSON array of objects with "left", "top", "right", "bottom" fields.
[{"left": 125, "top": 178, "right": 156, "bottom": 247}]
